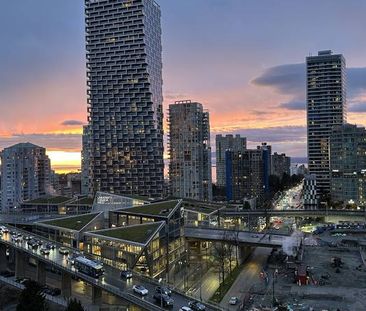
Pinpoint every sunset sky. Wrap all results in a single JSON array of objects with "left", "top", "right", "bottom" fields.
[{"left": 1, "top": 0, "right": 366, "bottom": 173}]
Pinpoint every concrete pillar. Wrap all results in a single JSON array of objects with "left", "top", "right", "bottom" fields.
[
  {"left": 8, "top": 248, "right": 15, "bottom": 264},
  {"left": 92, "top": 286, "right": 103, "bottom": 305},
  {"left": 0, "top": 244, "right": 8, "bottom": 271},
  {"left": 239, "top": 246, "right": 253, "bottom": 264},
  {"left": 15, "top": 250, "right": 26, "bottom": 278},
  {"left": 36, "top": 260, "right": 46, "bottom": 285},
  {"left": 61, "top": 272, "right": 72, "bottom": 298}
]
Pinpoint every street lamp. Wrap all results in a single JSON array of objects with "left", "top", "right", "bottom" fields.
[{"left": 272, "top": 268, "right": 278, "bottom": 306}]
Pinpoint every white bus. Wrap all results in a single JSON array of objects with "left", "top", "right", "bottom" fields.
[{"left": 74, "top": 257, "right": 104, "bottom": 278}]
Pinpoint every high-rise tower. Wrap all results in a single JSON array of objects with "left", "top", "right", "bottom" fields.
[
  {"left": 1, "top": 143, "right": 51, "bottom": 211},
  {"left": 168, "top": 100, "right": 212, "bottom": 201},
  {"left": 306, "top": 50, "right": 346, "bottom": 196},
  {"left": 85, "top": 0, "right": 164, "bottom": 197}
]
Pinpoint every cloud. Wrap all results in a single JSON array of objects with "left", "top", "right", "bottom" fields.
[
  {"left": 252, "top": 63, "right": 306, "bottom": 97},
  {"left": 252, "top": 63, "right": 366, "bottom": 102},
  {"left": 349, "top": 102, "right": 366, "bottom": 113},
  {"left": 0, "top": 133, "right": 81, "bottom": 152},
  {"left": 61, "top": 120, "right": 85, "bottom": 126},
  {"left": 278, "top": 101, "right": 305, "bottom": 111}
]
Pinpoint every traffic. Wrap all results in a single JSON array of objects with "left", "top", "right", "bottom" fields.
[{"left": 0, "top": 225, "right": 216, "bottom": 311}]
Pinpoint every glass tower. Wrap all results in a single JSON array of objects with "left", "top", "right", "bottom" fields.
[
  {"left": 306, "top": 50, "right": 347, "bottom": 197},
  {"left": 85, "top": 0, "right": 164, "bottom": 197}
]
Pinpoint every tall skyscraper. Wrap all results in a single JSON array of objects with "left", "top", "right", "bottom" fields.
[
  {"left": 0, "top": 143, "right": 51, "bottom": 211},
  {"left": 330, "top": 124, "right": 366, "bottom": 206},
  {"left": 215, "top": 134, "right": 246, "bottom": 187},
  {"left": 168, "top": 100, "right": 212, "bottom": 201},
  {"left": 85, "top": 0, "right": 164, "bottom": 197},
  {"left": 306, "top": 50, "right": 347, "bottom": 197}
]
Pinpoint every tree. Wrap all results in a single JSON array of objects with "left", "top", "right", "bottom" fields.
[
  {"left": 65, "top": 298, "right": 85, "bottom": 311},
  {"left": 16, "top": 280, "right": 47, "bottom": 311}
]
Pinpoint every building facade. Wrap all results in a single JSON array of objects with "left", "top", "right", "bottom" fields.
[
  {"left": 225, "top": 149, "right": 264, "bottom": 204},
  {"left": 85, "top": 0, "right": 164, "bottom": 197},
  {"left": 303, "top": 174, "right": 318, "bottom": 210},
  {"left": 81, "top": 125, "right": 90, "bottom": 196},
  {"left": 1, "top": 143, "right": 51, "bottom": 211},
  {"left": 271, "top": 152, "right": 291, "bottom": 179},
  {"left": 168, "top": 100, "right": 212, "bottom": 201},
  {"left": 306, "top": 50, "right": 347, "bottom": 196},
  {"left": 215, "top": 134, "right": 246, "bottom": 187},
  {"left": 258, "top": 143, "right": 271, "bottom": 195},
  {"left": 330, "top": 124, "right": 366, "bottom": 206}
]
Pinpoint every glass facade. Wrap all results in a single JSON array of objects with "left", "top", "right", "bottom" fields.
[{"left": 85, "top": 0, "right": 164, "bottom": 197}]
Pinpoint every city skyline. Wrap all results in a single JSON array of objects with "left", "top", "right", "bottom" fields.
[{"left": 1, "top": 0, "right": 366, "bottom": 173}]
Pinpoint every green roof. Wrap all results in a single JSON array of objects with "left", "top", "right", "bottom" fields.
[
  {"left": 25, "top": 196, "right": 72, "bottom": 204},
  {"left": 92, "top": 222, "right": 162, "bottom": 244},
  {"left": 68, "top": 197, "right": 94, "bottom": 205},
  {"left": 122, "top": 200, "right": 180, "bottom": 217},
  {"left": 39, "top": 213, "right": 100, "bottom": 231}
]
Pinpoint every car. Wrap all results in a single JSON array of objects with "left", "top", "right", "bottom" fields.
[
  {"left": 156, "top": 285, "right": 172, "bottom": 296},
  {"left": 179, "top": 307, "right": 193, "bottom": 311},
  {"left": 132, "top": 285, "right": 149, "bottom": 295},
  {"left": 42, "top": 286, "right": 61, "bottom": 296},
  {"left": 188, "top": 301, "right": 206, "bottom": 311},
  {"left": 45, "top": 243, "right": 55, "bottom": 250},
  {"left": 11, "top": 236, "right": 21, "bottom": 243},
  {"left": 120, "top": 270, "right": 133, "bottom": 279},
  {"left": 23, "top": 236, "right": 31, "bottom": 241},
  {"left": 153, "top": 292, "right": 174, "bottom": 307},
  {"left": 40, "top": 247, "right": 50, "bottom": 255},
  {"left": 0, "top": 270, "right": 15, "bottom": 277},
  {"left": 59, "top": 247, "right": 69, "bottom": 255},
  {"left": 229, "top": 297, "right": 239, "bottom": 305}
]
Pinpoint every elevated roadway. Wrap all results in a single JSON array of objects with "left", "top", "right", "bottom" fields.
[
  {"left": 221, "top": 209, "right": 366, "bottom": 218},
  {"left": 184, "top": 226, "right": 287, "bottom": 247},
  {"left": 0, "top": 227, "right": 221, "bottom": 311}
]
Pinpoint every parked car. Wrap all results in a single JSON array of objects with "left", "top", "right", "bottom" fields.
[
  {"left": 179, "top": 307, "right": 193, "bottom": 311},
  {"left": 59, "top": 247, "right": 69, "bottom": 255},
  {"left": 188, "top": 301, "right": 206, "bottom": 311},
  {"left": 0, "top": 270, "right": 15, "bottom": 277},
  {"left": 229, "top": 297, "right": 239, "bottom": 305},
  {"left": 132, "top": 285, "right": 149, "bottom": 295},
  {"left": 42, "top": 286, "right": 61, "bottom": 296},
  {"left": 120, "top": 270, "right": 133, "bottom": 279},
  {"left": 156, "top": 285, "right": 172, "bottom": 296},
  {"left": 153, "top": 292, "right": 174, "bottom": 307}
]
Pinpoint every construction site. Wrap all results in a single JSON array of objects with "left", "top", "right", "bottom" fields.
[{"left": 245, "top": 228, "right": 366, "bottom": 311}]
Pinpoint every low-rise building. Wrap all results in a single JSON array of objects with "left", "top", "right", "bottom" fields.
[{"left": 35, "top": 212, "right": 104, "bottom": 248}]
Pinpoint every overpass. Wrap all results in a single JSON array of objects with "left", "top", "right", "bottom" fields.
[
  {"left": 184, "top": 226, "right": 287, "bottom": 248},
  {"left": 0, "top": 227, "right": 221, "bottom": 311},
  {"left": 220, "top": 209, "right": 366, "bottom": 218}
]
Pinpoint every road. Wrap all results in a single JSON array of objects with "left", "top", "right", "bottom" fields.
[
  {"left": 220, "top": 248, "right": 271, "bottom": 310},
  {"left": 0, "top": 227, "right": 221, "bottom": 311},
  {"left": 274, "top": 182, "right": 303, "bottom": 210}
]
